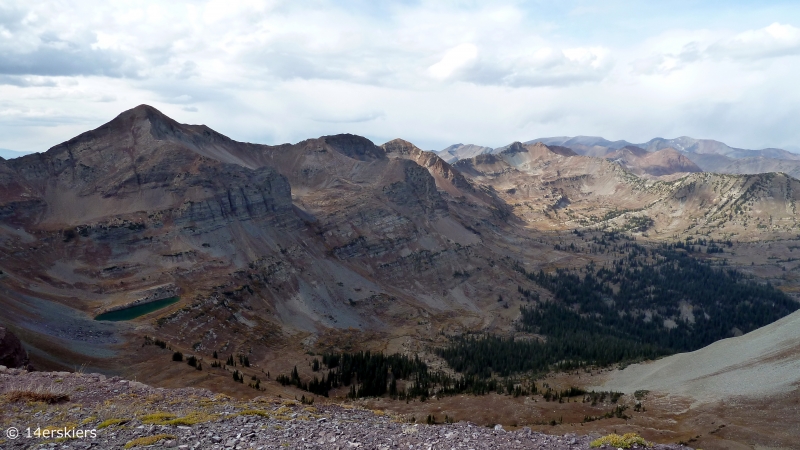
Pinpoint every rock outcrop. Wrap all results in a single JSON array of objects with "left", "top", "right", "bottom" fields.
[{"left": 0, "top": 327, "right": 30, "bottom": 369}]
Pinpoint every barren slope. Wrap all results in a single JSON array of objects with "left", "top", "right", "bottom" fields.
[{"left": 594, "top": 309, "right": 800, "bottom": 402}]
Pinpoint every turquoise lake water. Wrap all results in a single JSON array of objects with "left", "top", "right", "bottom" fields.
[{"left": 94, "top": 297, "right": 180, "bottom": 321}]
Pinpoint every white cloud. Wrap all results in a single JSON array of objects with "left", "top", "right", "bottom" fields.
[
  {"left": 632, "top": 23, "right": 800, "bottom": 75},
  {"left": 0, "top": 1, "right": 799, "bottom": 153},
  {"left": 711, "top": 22, "right": 800, "bottom": 60},
  {"left": 428, "top": 44, "right": 479, "bottom": 80},
  {"left": 496, "top": 46, "right": 612, "bottom": 87}
]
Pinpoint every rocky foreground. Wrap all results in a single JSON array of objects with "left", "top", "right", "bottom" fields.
[{"left": 0, "top": 367, "right": 693, "bottom": 450}]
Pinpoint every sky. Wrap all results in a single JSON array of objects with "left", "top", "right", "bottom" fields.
[{"left": 2, "top": 0, "right": 800, "bottom": 156}]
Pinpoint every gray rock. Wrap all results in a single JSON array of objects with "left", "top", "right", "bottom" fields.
[{"left": 0, "top": 327, "right": 31, "bottom": 369}]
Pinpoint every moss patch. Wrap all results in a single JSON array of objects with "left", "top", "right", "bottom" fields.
[
  {"left": 124, "top": 434, "right": 175, "bottom": 448},
  {"left": 590, "top": 433, "right": 650, "bottom": 448},
  {"left": 98, "top": 418, "right": 129, "bottom": 429}
]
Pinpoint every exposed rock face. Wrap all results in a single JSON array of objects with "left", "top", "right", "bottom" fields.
[
  {"left": 98, "top": 284, "right": 181, "bottom": 314},
  {"left": 605, "top": 146, "right": 702, "bottom": 177},
  {"left": 0, "top": 326, "right": 30, "bottom": 369},
  {"left": 436, "top": 143, "right": 494, "bottom": 163},
  {"left": 383, "top": 161, "right": 447, "bottom": 212},
  {"left": 0, "top": 105, "right": 296, "bottom": 227},
  {"left": 322, "top": 133, "right": 387, "bottom": 161},
  {"left": 383, "top": 138, "right": 483, "bottom": 198}
]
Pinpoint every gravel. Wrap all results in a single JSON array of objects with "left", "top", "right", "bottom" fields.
[{"left": 0, "top": 366, "right": 692, "bottom": 450}]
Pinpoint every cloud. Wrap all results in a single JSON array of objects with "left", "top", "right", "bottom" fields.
[
  {"left": 633, "top": 23, "right": 800, "bottom": 75},
  {"left": 428, "top": 44, "right": 479, "bottom": 80},
  {"left": 94, "top": 94, "right": 116, "bottom": 103},
  {"left": 0, "top": 45, "right": 137, "bottom": 77},
  {"left": 311, "top": 110, "right": 385, "bottom": 124},
  {"left": 1, "top": 1, "right": 800, "bottom": 154},
  {"left": 497, "top": 46, "right": 612, "bottom": 87},
  {"left": 0, "top": 75, "right": 57, "bottom": 87},
  {"left": 632, "top": 50, "right": 694, "bottom": 75},
  {"left": 710, "top": 22, "right": 800, "bottom": 60},
  {"left": 0, "top": 5, "right": 140, "bottom": 78},
  {"left": 426, "top": 44, "right": 612, "bottom": 87},
  {"left": 169, "top": 94, "right": 194, "bottom": 104}
]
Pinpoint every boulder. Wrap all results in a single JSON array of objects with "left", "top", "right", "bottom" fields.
[{"left": 0, "top": 326, "right": 31, "bottom": 369}]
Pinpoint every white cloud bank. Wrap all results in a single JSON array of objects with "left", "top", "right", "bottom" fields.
[{"left": 0, "top": 1, "right": 799, "bottom": 152}]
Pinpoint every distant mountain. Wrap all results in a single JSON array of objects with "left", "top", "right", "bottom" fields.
[
  {"left": 712, "top": 156, "right": 800, "bottom": 180},
  {"left": 489, "top": 139, "right": 697, "bottom": 178},
  {"left": 436, "top": 143, "right": 493, "bottom": 163},
  {"left": 0, "top": 149, "right": 33, "bottom": 160},
  {"left": 640, "top": 136, "right": 800, "bottom": 160},
  {"left": 605, "top": 146, "right": 702, "bottom": 178},
  {"left": 635, "top": 137, "right": 800, "bottom": 178},
  {"left": 471, "top": 136, "right": 800, "bottom": 179},
  {"left": 523, "top": 136, "right": 633, "bottom": 157}
]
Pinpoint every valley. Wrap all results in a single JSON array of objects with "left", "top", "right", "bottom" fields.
[{"left": 1, "top": 105, "right": 800, "bottom": 449}]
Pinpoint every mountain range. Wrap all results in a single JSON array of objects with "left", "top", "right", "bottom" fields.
[
  {"left": 438, "top": 135, "right": 800, "bottom": 179},
  {"left": 0, "top": 148, "right": 30, "bottom": 160},
  {"left": 1, "top": 105, "right": 799, "bottom": 448},
  {"left": 2, "top": 105, "right": 798, "bottom": 364}
]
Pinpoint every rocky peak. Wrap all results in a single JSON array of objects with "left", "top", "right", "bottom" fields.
[
  {"left": 321, "top": 134, "right": 386, "bottom": 161},
  {"left": 500, "top": 142, "right": 527, "bottom": 155},
  {"left": 382, "top": 138, "right": 477, "bottom": 194},
  {"left": 382, "top": 138, "right": 419, "bottom": 157},
  {"left": 436, "top": 143, "right": 494, "bottom": 163},
  {"left": 73, "top": 104, "right": 182, "bottom": 147},
  {"left": 471, "top": 153, "right": 501, "bottom": 165},
  {"left": 0, "top": 105, "right": 295, "bottom": 225}
]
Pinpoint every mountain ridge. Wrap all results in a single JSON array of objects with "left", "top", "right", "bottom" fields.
[{"left": 439, "top": 135, "right": 800, "bottom": 179}]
